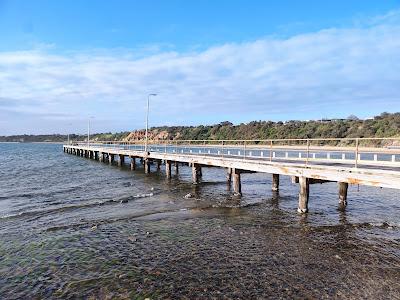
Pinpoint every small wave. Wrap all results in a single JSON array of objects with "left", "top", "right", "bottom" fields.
[
  {"left": 361, "top": 221, "right": 398, "bottom": 229},
  {"left": 116, "top": 192, "right": 155, "bottom": 203},
  {"left": 7, "top": 186, "right": 84, "bottom": 200},
  {"left": 0, "top": 190, "right": 157, "bottom": 221},
  {"left": 0, "top": 200, "right": 114, "bottom": 221}
]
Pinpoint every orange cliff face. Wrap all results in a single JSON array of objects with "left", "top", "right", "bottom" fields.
[{"left": 123, "top": 129, "right": 171, "bottom": 142}]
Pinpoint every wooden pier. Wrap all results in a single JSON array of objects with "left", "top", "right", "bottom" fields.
[{"left": 63, "top": 139, "right": 400, "bottom": 213}]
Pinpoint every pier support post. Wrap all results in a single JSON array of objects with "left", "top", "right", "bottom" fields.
[
  {"left": 226, "top": 168, "right": 232, "bottom": 189},
  {"left": 192, "top": 164, "right": 202, "bottom": 184},
  {"left": 338, "top": 182, "right": 348, "bottom": 210},
  {"left": 165, "top": 160, "right": 172, "bottom": 178},
  {"left": 94, "top": 151, "right": 98, "bottom": 160},
  {"left": 233, "top": 168, "right": 242, "bottom": 195},
  {"left": 298, "top": 177, "right": 309, "bottom": 213},
  {"left": 174, "top": 161, "right": 179, "bottom": 174},
  {"left": 130, "top": 157, "right": 136, "bottom": 170},
  {"left": 118, "top": 154, "right": 125, "bottom": 167},
  {"left": 108, "top": 154, "right": 114, "bottom": 164},
  {"left": 291, "top": 176, "right": 299, "bottom": 184},
  {"left": 144, "top": 159, "right": 151, "bottom": 174},
  {"left": 157, "top": 160, "right": 161, "bottom": 171},
  {"left": 272, "top": 174, "right": 279, "bottom": 191},
  {"left": 99, "top": 152, "right": 103, "bottom": 162}
]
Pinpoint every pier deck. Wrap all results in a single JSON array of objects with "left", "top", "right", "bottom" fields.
[{"left": 63, "top": 138, "right": 400, "bottom": 213}]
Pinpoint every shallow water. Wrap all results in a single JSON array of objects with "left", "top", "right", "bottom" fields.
[{"left": 0, "top": 143, "right": 399, "bottom": 299}]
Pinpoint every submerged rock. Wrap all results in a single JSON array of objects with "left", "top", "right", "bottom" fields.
[
  {"left": 130, "top": 237, "right": 137, "bottom": 242},
  {"left": 184, "top": 193, "right": 194, "bottom": 199},
  {"left": 120, "top": 199, "right": 128, "bottom": 204}
]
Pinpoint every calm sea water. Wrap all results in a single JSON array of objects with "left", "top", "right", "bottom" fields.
[{"left": 0, "top": 143, "right": 399, "bottom": 299}]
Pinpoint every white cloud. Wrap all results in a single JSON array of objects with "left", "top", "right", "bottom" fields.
[{"left": 0, "top": 11, "right": 400, "bottom": 134}]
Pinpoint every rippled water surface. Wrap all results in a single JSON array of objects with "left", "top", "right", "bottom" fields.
[{"left": 1, "top": 143, "right": 399, "bottom": 299}]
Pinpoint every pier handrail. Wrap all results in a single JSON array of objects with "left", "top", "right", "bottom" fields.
[
  {"left": 71, "top": 137, "right": 400, "bottom": 143},
  {"left": 68, "top": 137, "right": 400, "bottom": 169}
]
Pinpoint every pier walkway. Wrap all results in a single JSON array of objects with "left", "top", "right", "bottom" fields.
[{"left": 63, "top": 138, "right": 400, "bottom": 213}]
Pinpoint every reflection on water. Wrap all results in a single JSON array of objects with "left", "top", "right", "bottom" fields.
[{"left": 0, "top": 143, "right": 399, "bottom": 298}]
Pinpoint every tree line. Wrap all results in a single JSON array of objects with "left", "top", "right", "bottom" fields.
[{"left": 1, "top": 112, "right": 399, "bottom": 143}]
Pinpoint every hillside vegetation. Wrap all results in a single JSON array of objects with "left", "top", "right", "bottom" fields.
[{"left": 1, "top": 112, "right": 399, "bottom": 143}]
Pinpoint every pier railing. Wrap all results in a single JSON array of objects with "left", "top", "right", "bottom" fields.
[{"left": 69, "top": 138, "right": 400, "bottom": 168}]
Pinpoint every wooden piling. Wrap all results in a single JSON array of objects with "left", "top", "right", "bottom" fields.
[
  {"left": 130, "top": 157, "right": 136, "bottom": 170},
  {"left": 157, "top": 160, "right": 161, "bottom": 171},
  {"left": 174, "top": 161, "right": 179, "bottom": 174},
  {"left": 338, "top": 182, "right": 348, "bottom": 209},
  {"left": 298, "top": 177, "right": 309, "bottom": 213},
  {"left": 226, "top": 168, "right": 232, "bottom": 190},
  {"left": 192, "top": 164, "right": 201, "bottom": 184},
  {"left": 118, "top": 154, "right": 125, "bottom": 167},
  {"left": 227, "top": 168, "right": 232, "bottom": 184},
  {"left": 291, "top": 176, "right": 299, "bottom": 184},
  {"left": 108, "top": 154, "right": 114, "bottom": 164},
  {"left": 233, "top": 168, "right": 242, "bottom": 195},
  {"left": 272, "top": 174, "right": 279, "bottom": 191},
  {"left": 165, "top": 160, "right": 172, "bottom": 178},
  {"left": 144, "top": 159, "right": 151, "bottom": 174}
]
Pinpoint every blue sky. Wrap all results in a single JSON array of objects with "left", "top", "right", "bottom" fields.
[{"left": 0, "top": 0, "right": 400, "bottom": 134}]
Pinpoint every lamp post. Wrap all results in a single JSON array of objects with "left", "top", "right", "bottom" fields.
[
  {"left": 67, "top": 123, "right": 72, "bottom": 145},
  {"left": 87, "top": 117, "right": 94, "bottom": 148},
  {"left": 145, "top": 93, "right": 157, "bottom": 153}
]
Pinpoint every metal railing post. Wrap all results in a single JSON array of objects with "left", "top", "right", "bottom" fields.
[
  {"left": 269, "top": 140, "right": 272, "bottom": 162},
  {"left": 355, "top": 138, "right": 359, "bottom": 168},
  {"left": 306, "top": 139, "right": 310, "bottom": 165}
]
